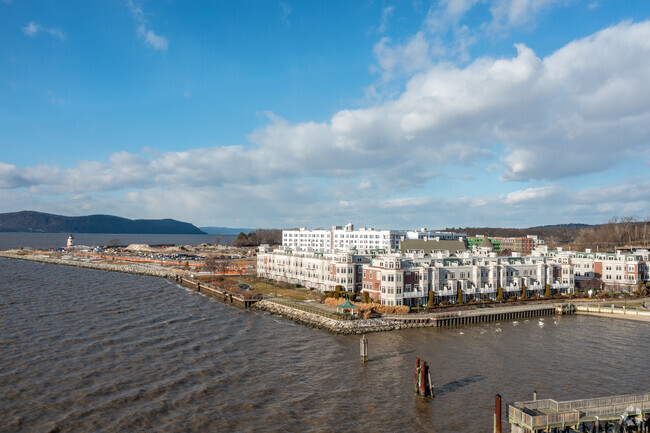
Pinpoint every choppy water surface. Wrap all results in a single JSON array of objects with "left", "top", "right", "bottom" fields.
[{"left": 1, "top": 257, "right": 648, "bottom": 432}]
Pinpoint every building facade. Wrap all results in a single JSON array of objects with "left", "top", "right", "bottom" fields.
[
  {"left": 281, "top": 223, "right": 466, "bottom": 253},
  {"left": 256, "top": 244, "right": 369, "bottom": 292},
  {"left": 495, "top": 237, "right": 535, "bottom": 255},
  {"left": 555, "top": 249, "right": 649, "bottom": 292},
  {"left": 361, "top": 254, "right": 573, "bottom": 306}
]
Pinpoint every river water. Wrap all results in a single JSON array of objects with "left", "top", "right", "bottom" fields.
[
  {"left": 1, "top": 257, "right": 648, "bottom": 432},
  {"left": 0, "top": 233, "right": 235, "bottom": 250}
]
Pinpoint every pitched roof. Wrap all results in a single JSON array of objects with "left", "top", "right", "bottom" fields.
[
  {"left": 478, "top": 237, "right": 494, "bottom": 249},
  {"left": 336, "top": 299, "right": 358, "bottom": 309},
  {"left": 399, "top": 239, "right": 467, "bottom": 255}
]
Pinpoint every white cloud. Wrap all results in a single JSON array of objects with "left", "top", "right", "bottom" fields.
[
  {"left": 504, "top": 185, "right": 561, "bottom": 204},
  {"left": 21, "top": 21, "right": 66, "bottom": 40},
  {"left": 3, "top": 20, "right": 650, "bottom": 227},
  {"left": 373, "top": 32, "right": 433, "bottom": 81},
  {"left": 128, "top": 1, "right": 168, "bottom": 52},
  {"left": 46, "top": 27, "right": 66, "bottom": 41},
  {"left": 142, "top": 28, "right": 168, "bottom": 51},
  {"left": 6, "top": 21, "right": 650, "bottom": 189},
  {"left": 378, "top": 6, "right": 395, "bottom": 33},
  {"left": 22, "top": 21, "right": 40, "bottom": 37},
  {"left": 488, "top": 0, "right": 564, "bottom": 32}
]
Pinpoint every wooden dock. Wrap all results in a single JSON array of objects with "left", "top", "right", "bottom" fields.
[
  {"left": 385, "top": 303, "right": 574, "bottom": 327},
  {"left": 508, "top": 393, "right": 650, "bottom": 432}
]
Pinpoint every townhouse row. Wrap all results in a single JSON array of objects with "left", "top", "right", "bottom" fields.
[
  {"left": 257, "top": 245, "right": 577, "bottom": 306},
  {"left": 539, "top": 248, "right": 650, "bottom": 292}
]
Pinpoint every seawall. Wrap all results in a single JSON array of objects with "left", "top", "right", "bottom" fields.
[
  {"left": 253, "top": 299, "right": 433, "bottom": 334},
  {"left": 0, "top": 251, "right": 173, "bottom": 278},
  {"left": 574, "top": 303, "right": 650, "bottom": 322}
]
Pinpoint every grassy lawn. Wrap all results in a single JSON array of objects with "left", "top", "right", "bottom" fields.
[
  {"left": 241, "top": 277, "right": 323, "bottom": 301},
  {"left": 195, "top": 275, "right": 322, "bottom": 301}
]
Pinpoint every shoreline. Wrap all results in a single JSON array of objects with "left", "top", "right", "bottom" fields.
[
  {"left": 253, "top": 299, "right": 434, "bottom": 334},
  {"left": 3, "top": 251, "right": 649, "bottom": 334},
  {"left": 0, "top": 251, "right": 174, "bottom": 278}
]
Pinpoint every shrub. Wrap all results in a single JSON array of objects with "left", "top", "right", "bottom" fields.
[
  {"left": 457, "top": 288, "right": 463, "bottom": 304},
  {"left": 363, "top": 291, "right": 370, "bottom": 303},
  {"left": 521, "top": 285, "right": 527, "bottom": 300},
  {"left": 427, "top": 290, "right": 435, "bottom": 307},
  {"left": 544, "top": 284, "right": 551, "bottom": 298},
  {"left": 496, "top": 287, "right": 503, "bottom": 302}
]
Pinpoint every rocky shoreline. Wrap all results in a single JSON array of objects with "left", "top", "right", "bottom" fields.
[
  {"left": 253, "top": 299, "right": 434, "bottom": 334},
  {"left": 0, "top": 251, "right": 174, "bottom": 278}
]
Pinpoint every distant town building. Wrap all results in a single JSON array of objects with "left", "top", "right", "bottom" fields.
[
  {"left": 467, "top": 236, "right": 501, "bottom": 253},
  {"left": 495, "top": 237, "right": 534, "bottom": 255}
]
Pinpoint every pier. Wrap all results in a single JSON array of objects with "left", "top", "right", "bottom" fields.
[
  {"left": 385, "top": 303, "right": 574, "bottom": 327},
  {"left": 175, "top": 275, "right": 260, "bottom": 308},
  {"left": 508, "top": 393, "right": 650, "bottom": 432}
]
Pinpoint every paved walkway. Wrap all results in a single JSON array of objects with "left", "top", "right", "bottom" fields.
[{"left": 575, "top": 311, "right": 650, "bottom": 322}]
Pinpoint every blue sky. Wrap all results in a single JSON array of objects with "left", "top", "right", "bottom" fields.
[{"left": 1, "top": 0, "right": 649, "bottom": 229}]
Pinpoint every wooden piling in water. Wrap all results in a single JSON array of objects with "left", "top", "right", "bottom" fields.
[
  {"left": 360, "top": 335, "right": 368, "bottom": 363},
  {"left": 419, "top": 359, "right": 427, "bottom": 396},
  {"left": 414, "top": 358, "right": 420, "bottom": 394},
  {"left": 414, "top": 358, "right": 434, "bottom": 398},
  {"left": 494, "top": 394, "right": 502, "bottom": 433}
]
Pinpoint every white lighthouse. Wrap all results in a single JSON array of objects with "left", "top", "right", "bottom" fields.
[{"left": 67, "top": 234, "right": 74, "bottom": 249}]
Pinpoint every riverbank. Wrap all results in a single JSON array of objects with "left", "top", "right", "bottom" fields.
[{"left": 253, "top": 299, "right": 433, "bottom": 334}]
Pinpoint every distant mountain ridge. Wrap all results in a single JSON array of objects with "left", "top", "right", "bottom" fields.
[
  {"left": 0, "top": 211, "right": 206, "bottom": 234},
  {"left": 200, "top": 226, "right": 253, "bottom": 235}
]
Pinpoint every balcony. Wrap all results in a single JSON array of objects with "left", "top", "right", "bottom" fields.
[{"left": 403, "top": 290, "right": 426, "bottom": 298}]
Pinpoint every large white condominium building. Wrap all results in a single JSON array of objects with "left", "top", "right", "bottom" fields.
[
  {"left": 257, "top": 244, "right": 369, "bottom": 292},
  {"left": 282, "top": 223, "right": 466, "bottom": 252}
]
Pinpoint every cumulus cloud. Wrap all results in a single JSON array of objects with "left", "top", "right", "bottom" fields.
[
  {"left": 6, "top": 21, "right": 650, "bottom": 188},
  {"left": 3, "top": 20, "right": 650, "bottom": 227}
]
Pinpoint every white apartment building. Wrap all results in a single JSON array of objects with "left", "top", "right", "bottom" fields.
[
  {"left": 257, "top": 244, "right": 369, "bottom": 292},
  {"left": 282, "top": 223, "right": 466, "bottom": 253},
  {"left": 403, "top": 228, "right": 467, "bottom": 241},
  {"left": 282, "top": 223, "right": 402, "bottom": 252}
]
